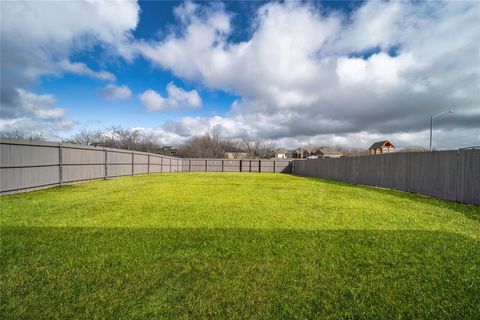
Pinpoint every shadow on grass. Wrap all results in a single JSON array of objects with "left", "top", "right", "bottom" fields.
[{"left": 1, "top": 227, "right": 479, "bottom": 319}]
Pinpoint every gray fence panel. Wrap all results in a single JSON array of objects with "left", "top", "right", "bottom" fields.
[
  {"left": 1, "top": 166, "right": 60, "bottom": 192},
  {"left": 63, "top": 147, "right": 104, "bottom": 165},
  {"left": 150, "top": 164, "right": 162, "bottom": 173},
  {"left": 150, "top": 156, "right": 162, "bottom": 164},
  {"left": 62, "top": 147, "right": 106, "bottom": 182},
  {"left": 107, "top": 164, "right": 132, "bottom": 177},
  {"left": 461, "top": 150, "right": 480, "bottom": 204},
  {"left": 293, "top": 150, "right": 479, "bottom": 205},
  {"left": 0, "top": 139, "right": 184, "bottom": 194},
  {"left": 63, "top": 165, "right": 105, "bottom": 183},
  {"left": 162, "top": 158, "right": 171, "bottom": 173},
  {"left": 1, "top": 142, "right": 59, "bottom": 167},
  {"left": 224, "top": 161, "right": 241, "bottom": 172}
]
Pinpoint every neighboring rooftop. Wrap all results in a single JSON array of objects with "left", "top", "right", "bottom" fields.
[{"left": 369, "top": 140, "right": 395, "bottom": 150}]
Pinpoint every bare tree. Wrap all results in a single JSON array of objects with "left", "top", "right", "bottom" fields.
[
  {"left": 178, "top": 129, "right": 238, "bottom": 158},
  {"left": 296, "top": 144, "right": 369, "bottom": 157},
  {"left": 400, "top": 146, "right": 429, "bottom": 153},
  {"left": 64, "top": 127, "right": 167, "bottom": 154},
  {"left": 340, "top": 147, "right": 370, "bottom": 157},
  {"left": 0, "top": 130, "right": 45, "bottom": 141},
  {"left": 64, "top": 129, "right": 103, "bottom": 146},
  {"left": 239, "top": 138, "right": 275, "bottom": 159}
]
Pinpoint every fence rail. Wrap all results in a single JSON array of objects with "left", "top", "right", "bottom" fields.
[
  {"left": 0, "top": 139, "right": 292, "bottom": 194},
  {"left": 292, "top": 150, "right": 480, "bottom": 205},
  {"left": 0, "top": 138, "right": 182, "bottom": 194},
  {"left": 181, "top": 159, "right": 292, "bottom": 173}
]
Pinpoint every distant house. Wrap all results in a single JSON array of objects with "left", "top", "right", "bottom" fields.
[
  {"left": 162, "top": 146, "right": 178, "bottom": 157},
  {"left": 275, "top": 148, "right": 292, "bottom": 159},
  {"left": 311, "top": 147, "right": 343, "bottom": 158},
  {"left": 223, "top": 152, "right": 247, "bottom": 159},
  {"left": 292, "top": 148, "right": 310, "bottom": 159},
  {"left": 368, "top": 140, "right": 395, "bottom": 155}
]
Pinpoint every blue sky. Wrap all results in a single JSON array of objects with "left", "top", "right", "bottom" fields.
[
  {"left": 1, "top": 0, "right": 479, "bottom": 148},
  {"left": 40, "top": 1, "right": 241, "bottom": 131}
]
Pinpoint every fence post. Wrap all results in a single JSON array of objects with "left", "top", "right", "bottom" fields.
[
  {"left": 205, "top": 159, "right": 208, "bottom": 172},
  {"left": 259, "top": 160, "right": 261, "bottom": 173},
  {"left": 147, "top": 154, "right": 150, "bottom": 174},
  {"left": 189, "top": 159, "right": 191, "bottom": 172},
  {"left": 249, "top": 160, "right": 252, "bottom": 172},
  {"left": 273, "top": 160, "right": 276, "bottom": 173},
  {"left": 160, "top": 157, "right": 163, "bottom": 173},
  {"left": 222, "top": 160, "right": 224, "bottom": 172},
  {"left": 131, "top": 152, "right": 134, "bottom": 176},
  {"left": 240, "top": 160, "right": 242, "bottom": 172},
  {"left": 59, "top": 143, "right": 63, "bottom": 186},
  {"left": 104, "top": 149, "right": 108, "bottom": 179}
]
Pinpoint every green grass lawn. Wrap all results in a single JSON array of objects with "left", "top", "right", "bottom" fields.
[{"left": 1, "top": 173, "right": 479, "bottom": 319}]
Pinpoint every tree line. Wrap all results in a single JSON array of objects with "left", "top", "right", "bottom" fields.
[
  {"left": 0, "top": 128, "right": 429, "bottom": 158},
  {"left": 0, "top": 128, "right": 277, "bottom": 158}
]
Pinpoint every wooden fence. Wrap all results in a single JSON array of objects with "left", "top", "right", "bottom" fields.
[
  {"left": 2, "top": 138, "right": 478, "bottom": 204},
  {"left": 0, "top": 138, "right": 182, "bottom": 194},
  {"left": 181, "top": 159, "right": 292, "bottom": 173},
  {"left": 0, "top": 139, "right": 291, "bottom": 194},
  {"left": 293, "top": 150, "right": 480, "bottom": 205}
]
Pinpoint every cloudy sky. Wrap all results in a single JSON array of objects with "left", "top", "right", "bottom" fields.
[{"left": 1, "top": 0, "right": 479, "bottom": 149}]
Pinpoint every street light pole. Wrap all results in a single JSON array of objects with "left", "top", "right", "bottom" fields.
[{"left": 429, "top": 110, "right": 454, "bottom": 151}]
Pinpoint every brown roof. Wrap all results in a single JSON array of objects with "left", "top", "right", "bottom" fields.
[
  {"left": 369, "top": 140, "right": 395, "bottom": 149},
  {"left": 293, "top": 148, "right": 309, "bottom": 154},
  {"left": 316, "top": 148, "right": 343, "bottom": 156}
]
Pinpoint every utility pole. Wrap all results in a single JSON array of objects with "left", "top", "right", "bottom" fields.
[{"left": 430, "top": 110, "right": 454, "bottom": 151}]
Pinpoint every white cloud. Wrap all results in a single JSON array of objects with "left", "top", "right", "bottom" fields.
[
  {"left": 15, "top": 89, "right": 66, "bottom": 120},
  {"left": 139, "top": 90, "right": 166, "bottom": 111},
  {"left": 132, "top": 0, "right": 479, "bottom": 149},
  {"left": 101, "top": 84, "right": 132, "bottom": 100},
  {"left": 0, "top": 89, "right": 76, "bottom": 138},
  {"left": 139, "top": 82, "right": 202, "bottom": 111},
  {"left": 336, "top": 53, "right": 415, "bottom": 88},
  {"left": 53, "top": 120, "right": 77, "bottom": 131},
  {"left": 60, "top": 60, "right": 116, "bottom": 82},
  {"left": 2, "top": 0, "right": 479, "bottom": 148},
  {"left": 1, "top": 0, "right": 139, "bottom": 91},
  {"left": 0, "top": 0, "right": 140, "bottom": 137}
]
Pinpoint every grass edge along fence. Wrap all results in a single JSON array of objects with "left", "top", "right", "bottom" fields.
[
  {"left": 2, "top": 138, "right": 478, "bottom": 204},
  {"left": 0, "top": 139, "right": 292, "bottom": 195},
  {"left": 293, "top": 149, "right": 480, "bottom": 205},
  {"left": 0, "top": 138, "right": 182, "bottom": 195}
]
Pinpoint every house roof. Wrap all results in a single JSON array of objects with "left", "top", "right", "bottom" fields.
[
  {"left": 294, "top": 148, "right": 309, "bottom": 153},
  {"left": 369, "top": 140, "right": 395, "bottom": 149},
  {"left": 316, "top": 148, "right": 343, "bottom": 155}
]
